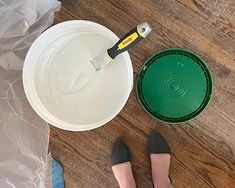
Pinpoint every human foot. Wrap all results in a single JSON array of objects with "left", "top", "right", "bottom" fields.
[
  {"left": 148, "top": 132, "right": 172, "bottom": 188},
  {"left": 111, "top": 139, "right": 136, "bottom": 188}
]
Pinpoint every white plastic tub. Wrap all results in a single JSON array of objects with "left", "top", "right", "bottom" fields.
[{"left": 23, "top": 20, "right": 133, "bottom": 131}]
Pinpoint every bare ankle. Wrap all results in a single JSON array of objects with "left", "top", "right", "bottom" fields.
[{"left": 153, "top": 176, "right": 172, "bottom": 188}]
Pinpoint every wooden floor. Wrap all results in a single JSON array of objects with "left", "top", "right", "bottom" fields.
[{"left": 49, "top": 0, "right": 235, "bottom": 187}]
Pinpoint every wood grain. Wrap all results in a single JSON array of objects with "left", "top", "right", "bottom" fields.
[{"left": 49, "top": 0, "right": 235, "bottom": 187}]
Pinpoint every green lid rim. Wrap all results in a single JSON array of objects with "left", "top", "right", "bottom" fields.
[{"left": 136, "top": 48, "right": 213, "bottom": 124}]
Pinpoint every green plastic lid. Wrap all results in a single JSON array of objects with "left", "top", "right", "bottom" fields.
[{"left": 136, "top": 48, "right": 212, "bottom": 123}]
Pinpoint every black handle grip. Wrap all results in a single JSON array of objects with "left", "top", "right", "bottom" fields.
[{"left": 107, "top": 27, "right": 143, "bottom": 59}]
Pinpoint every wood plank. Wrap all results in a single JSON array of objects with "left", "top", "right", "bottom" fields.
[{"left": 49, "top": 0, "right": 235, "bottom": 187}]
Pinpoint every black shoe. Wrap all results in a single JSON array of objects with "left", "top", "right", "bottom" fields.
[
  {"left": 148, "top": 132, "right": 171, "bottom": 154},
  {"left": 111, "top": 138, "right": 131, "bottom": 166}
]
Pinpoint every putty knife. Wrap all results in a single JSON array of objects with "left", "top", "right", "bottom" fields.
[{"left": 67, "top": 22, "right": 152, "bottom": 94}]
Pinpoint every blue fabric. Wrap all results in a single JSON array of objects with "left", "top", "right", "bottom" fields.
[{"left": 52, "top": 159, "right": 64, "bottom": 188}]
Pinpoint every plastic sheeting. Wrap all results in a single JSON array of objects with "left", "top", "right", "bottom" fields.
[{"left": 0, "top": 0, "right": 60, "bottom": 187}]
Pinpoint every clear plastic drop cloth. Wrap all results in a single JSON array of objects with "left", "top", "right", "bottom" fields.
[
  {"left": 0, "top": 0, "right": 61, "bottom": 187},
  {"left": 0, "top": 0, "right": 61, "bottom": 70}
]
